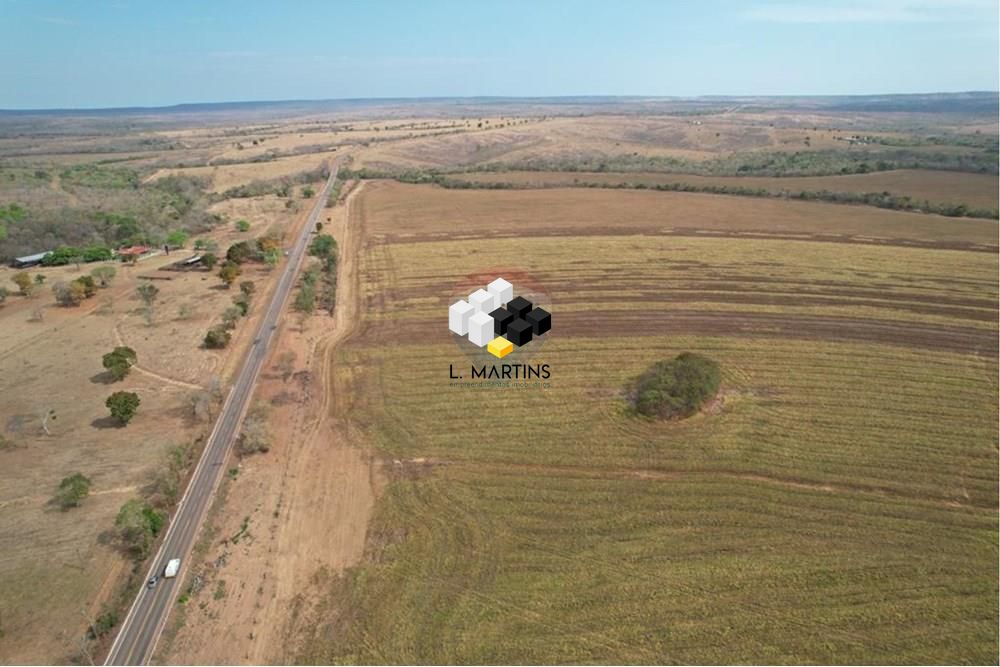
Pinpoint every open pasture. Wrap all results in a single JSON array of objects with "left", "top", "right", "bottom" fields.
[{"left": 293, "top": 182, "right": 998, "bottom": 664}]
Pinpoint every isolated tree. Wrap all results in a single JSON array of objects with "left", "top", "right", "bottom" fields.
[
  {"left": 225, "top": 240, "right": 254, "bottom": 264},
  {"left": 200, "top": 252, "right": 218, "bottom": 270},
  {"left": 165, "top": 230, "right": 189, "bottom": 248},
  {"left": 238, "top": 406, "right": 271, "bottom": 455},
  {"left": 102, "top": 346, "right": 138, "bottom": 381},
  {"left": 115, "top": 499, "right": 164, "bottom": 558},
  {"left": 221, "top": 305, "right": 242, "bottom": 330},
  {"left": 91, "top": 265, "right": 117, "bottom": 287},
  {"left": 309, "top": 234, "right": 337, "bottom": 259},
  {"left": 136, "top": 281, "right": 159, "bottom": 324},
  {"left": 188, "top": 390, "right": 213, "bottom": 422},
  {"left": 75, "top": 275, "right": 97, "bottom": 298},
  {"left": 232, "top": 292, "right": 250, "bottom": 316},
  {"left": 315, "top": 221, "right": 324, "bottom": 233},
  {"left": 301, "top": 186, "right": 315, "bottom": 198},
  {"left": 235, "top": 219, "right": 251, "bottom": 232},
  {"left": 239, "top": 280, "right": 256, "bottom": 297},
  {"left": 204, "top": 326, "right": 230, "bottom": 349},
  {"left": 106, "top": 391, "right": 140, "bottom": 425},
  {"left": 54, "top": 473, "right": 92, "bottom": 509},
  {"left": 52, "top": 280, "right": 86, "bottom": 307},
  {"left": 33, "top": 273, "right": 45, "bottom": 286},
  {"left": 11, "top": 271, "right": 33, "bottom": 296},
  {"left": 218, "top": 261, "right": 241, "bottom": 288},
  {"left": 136, "top": 281, "right": 159, "bottom": 307}
]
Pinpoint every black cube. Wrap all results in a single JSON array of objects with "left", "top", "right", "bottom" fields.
[
  {"left": 506, "top": 318, "right": 533, "bottom": 347},
  {"left": 507, "top": 296, "right": 533, "bottom": 319},
  {"left": 490, "top": 307, "right": 514, "bottom": 335},
  {"left": 525, "top": 307, "right": 551, "bottom": 336}
]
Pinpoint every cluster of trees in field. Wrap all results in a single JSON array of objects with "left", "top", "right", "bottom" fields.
[
  {"left": 202, "top": 237, "right": 280, "bottom": 348},
  {"left": 294, "top": 233, "right": 338, "bottom": 316},
  {"left": 204, "top": 279, "right": 256, "bottom": 349},
  {"left": 0, "top": 168, "right": 221, "bottom": 261},
  {"left": 629, "top": 353, "right": 722, "bottom": 420}
]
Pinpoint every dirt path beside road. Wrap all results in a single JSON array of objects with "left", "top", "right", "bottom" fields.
[{"left": 158, "top": 182, "right": 383, "bottom": 664}]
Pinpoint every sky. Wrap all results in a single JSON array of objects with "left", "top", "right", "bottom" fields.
[{"left": 0, "top": 0, "right": 997, "bottom": 109}]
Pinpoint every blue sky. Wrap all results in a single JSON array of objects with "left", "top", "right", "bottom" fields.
[{"left": 0, "top": 0, "right": 997, "bottom": 109}]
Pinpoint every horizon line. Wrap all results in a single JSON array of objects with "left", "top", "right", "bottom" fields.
[{"left": 1, "top": 90, "right": 997, "bottom": 114}]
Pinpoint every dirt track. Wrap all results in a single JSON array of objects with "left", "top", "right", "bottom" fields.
[{"left": 158, "top": 182, "right": 382, "bottom": 664}]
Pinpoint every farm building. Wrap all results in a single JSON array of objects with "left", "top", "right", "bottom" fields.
[
  {"left": 116, "top": 245, "right": 155, "bottom": 262},
  {"left": 10, "top": 251, "right": 52, "bottom": 268},
  {"left": 165, "top": 254, "right": 204, "bottom": 271}
]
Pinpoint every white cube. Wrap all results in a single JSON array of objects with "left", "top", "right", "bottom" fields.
[
  {"left": 469, "top": 288, "right": 497, "bottom": 313},
  {"left": 487, "top": 277, "right": 513, "bottom": 306},
  {"left": 449, "top": 300, "right": 475, "bottom": 335},
  {"left": 467, "top": 311, "right": 494, "bottom": 347}
]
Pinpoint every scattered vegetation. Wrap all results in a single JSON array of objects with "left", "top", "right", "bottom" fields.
[
  {"left": 102, "top": 346, "right": 138, "bottom": 381},
  {"left": 105, "top": 391, "right": 141, "bottom": 425},
  {"left": 53, "top": 472, "right": 92, "bottom": 509},
  {"left": 204, "top": 326, "right": 231, "bottom": 349},
  {"left": 114, "top": 498, "right": 165, "bottom": 559},
  {"left": 238, "top": 404, "right": 272, "bottom": 455}
]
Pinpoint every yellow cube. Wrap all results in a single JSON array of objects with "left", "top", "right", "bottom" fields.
[{"left": 487, "top": 336, "right": 513, "bottom": 359}]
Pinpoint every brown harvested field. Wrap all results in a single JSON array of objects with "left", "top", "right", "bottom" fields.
[
  {"left": 457, "top": 169, "right": 1000, "bottom": 211},
  {"left": 150, "top": 177, "right": 999, "bottom": 664},
  {"left": 358, "top": 181, "right": 998, "bottom": 250}
]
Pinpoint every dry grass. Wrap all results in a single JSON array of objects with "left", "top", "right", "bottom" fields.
[
  {"left": 293, "top": 184, "right": 998, "bottom": 664},
  {"left": 358, "top": 180, "right": 998, "bottom": 249},
  {"left": 0, "top": 193, "right": 304, "bottom": 663},
  {"left": 456, "top": 168, "right": 1000, "bottom": 210}
]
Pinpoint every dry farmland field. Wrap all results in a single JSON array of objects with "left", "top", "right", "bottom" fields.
[
  {"left": 0, "top": 98, "right": 997, "bottom": 665},
  {"left": 288, "top": 181, "right": 998, "bottom": 664}
]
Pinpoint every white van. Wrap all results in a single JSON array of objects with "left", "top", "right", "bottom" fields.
[{"left": 164, "top": 558, "right": 181, "bottom": 578}]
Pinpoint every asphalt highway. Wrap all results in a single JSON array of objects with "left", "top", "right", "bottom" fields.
[{"left": 104, "top": 161, "right": 340, "bottom": 665}]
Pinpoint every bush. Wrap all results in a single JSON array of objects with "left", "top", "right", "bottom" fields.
[
  {"left": 204, "top": 326, "right": 231, "bottom": 349},
  {"left": 52, "top": 280, "right": 86, "bottom": 306},
  {"left": 226, "top": 240, "right": 255, "bottom": 264},
  {"left": 106, "top": 391, "right": 141, "bottom": 425},
  {"left": 103, "top": 346, "right": 137, "bottom": 381},
  {"left": 630, "top": 353, "right": 721, "bottom": 420},
  {"left": 54, "top": 472, "right": 92, "bottom": 509}
]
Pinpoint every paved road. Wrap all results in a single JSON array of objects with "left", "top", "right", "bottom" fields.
[{"left": 105, "top": 162, "right": 340, "bottom": 665}]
